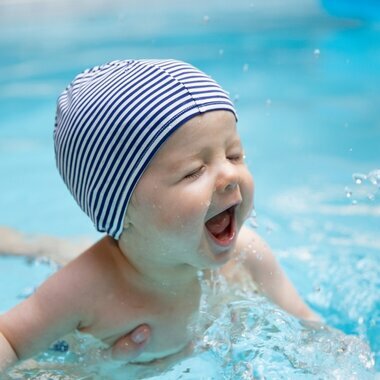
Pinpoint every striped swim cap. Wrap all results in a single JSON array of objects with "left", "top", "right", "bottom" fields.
[{"left": 54, "top": 59, "right": 237, "bottom": 239}]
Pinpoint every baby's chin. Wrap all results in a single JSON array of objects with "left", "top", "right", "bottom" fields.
[{"left": 196, "top": 243, "right": 240, "bottom": 271}]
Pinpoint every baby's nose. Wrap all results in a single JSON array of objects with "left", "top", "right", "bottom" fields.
[{"left": 216, "top": 164, "right": 239, "bottom": 193}]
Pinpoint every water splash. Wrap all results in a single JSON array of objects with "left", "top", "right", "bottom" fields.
[
  {"left": 192, "top": 273, "right": 375, "bottom": 379},
  {"left": 350, "top": 169, "right": 380, "bottom": 203},
  {"left": 313, "top": 48, "right": 321, "bottom": 58},
  {"left": 344, "top": 186, "right": 352, "bottom": 198},
  {"left": 6, "top": 282, "right": 376, "bottom": 380},
  {"left": 247, "top": 209, "right": 259, "bottom": 229},
  {"left": 4, "top": 255, "right": 377, "bottom": 379},
  {"left": 368, "top": 169, "right": 380, "bottom": 187}
]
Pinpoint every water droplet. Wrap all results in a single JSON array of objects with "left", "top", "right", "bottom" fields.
[
  {"left": 234, "top": 94, "right": 240, "bottom": 102},
  {"left": 352, "top": 173, "right": 367, "bottom": 185},
  {"left": 349, "top": 148, "right": 353, "bottom": 152},
  {"left": 344, "top": 186, "right": 352, "bottom": 198},
  {"left": 243, "top": 63, "right": 249, "bottom": 72},
  {"left": 203, "top": 15, "right": 210, "bottom": 23},
  {"left": 358, "top": 316, "right": 364, "bottom": 325},
  {"left": 351, "top": 199, "right": 358, "bottom": 205},
  {"left": 219, "top": 49, "right": 224, "bottom": 56},
  {"left": 313, "top": 48, "right": 321, "bottom": 58},
  {"left": 248, "top": 210, "right": 258, "bottom": 228},
  {"left": 266, "top": 98, "right": 272, "bottom": 106},
  {"left": 368, "top": 193, "right": 375, "bottom": 201},
  {"left": 18, "top": 287, "right": 35, "bottom": 299},
  {"left": 368, "top": 169, "right": 380, "bottom": 187}
]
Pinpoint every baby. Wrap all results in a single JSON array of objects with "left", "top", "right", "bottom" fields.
[{"left": 0, "top": 59, "right": 318, "bottom": 373}]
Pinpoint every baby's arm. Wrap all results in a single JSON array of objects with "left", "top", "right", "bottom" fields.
[
  {"left": 0, "top": 260, "right": 87, "bottom": 370},
  {"left": 0, "top": 331, "right": 17, "bottom": 371},
  {"left": 0, "top": 248, "right": 152, "bottom": 372},
  {"left": 236, "top": 226, "right": 319, "bottom": 321},
  {"left": 0, "top": 226, "right": 94, "bottom": 264}
]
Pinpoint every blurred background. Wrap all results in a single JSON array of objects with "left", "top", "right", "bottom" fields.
[{"left": 0, "top": 0, "right": 379, "bottom": 369}]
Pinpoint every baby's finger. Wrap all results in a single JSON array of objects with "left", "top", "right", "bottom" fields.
[{"left": 109, "top": 324, "right": 151, "bottom": 362}]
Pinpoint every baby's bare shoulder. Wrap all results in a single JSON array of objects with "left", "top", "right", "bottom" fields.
[
  {"left": 221, "top": 226, "right": 273, "bottom": 284},
  {"left": 63, "top": 238, "right": 148, "bottom": 338},
  {"left": 52, "top": 237, "right": 125, "bottom": 299},
  {"left": 31, "top": 238, "right": 123, "bottom": 323},
  {"left": 235, "top": 225, "right": 269, "bottom": 252}
]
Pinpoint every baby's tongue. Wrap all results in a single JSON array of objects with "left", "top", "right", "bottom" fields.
[{"left": 205, "top": 210, "right": 230, "bottom": 235}]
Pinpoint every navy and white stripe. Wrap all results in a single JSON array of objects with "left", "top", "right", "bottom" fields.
[{"left": 54, "top": 59, "right": 237, "bottom": 239}]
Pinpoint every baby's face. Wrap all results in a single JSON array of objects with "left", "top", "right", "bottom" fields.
[{"left": 125, "top": 110, "right": 254, "bottom": 269}]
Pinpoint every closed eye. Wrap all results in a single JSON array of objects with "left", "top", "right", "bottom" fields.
[
  {"left": 183, "top": 166, "right": 205, "bottom": 180},
  {"left": 227, "top": 153, "right": 244, "bottom": 162}
]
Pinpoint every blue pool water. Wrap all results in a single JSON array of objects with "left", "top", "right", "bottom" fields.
[
  {"left": 0, "top": 0, "right": 379, "bottom": 378},
  {"left": 0, "top": 256, "right": 57, "bottom": 314}
]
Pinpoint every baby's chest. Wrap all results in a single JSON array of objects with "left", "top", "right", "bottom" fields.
[
  {"left": 133, "top": 290, "right": 200, "bottom": 361},
  {"left": 87, "top": 285, "right": 201, "bottom": 361}
]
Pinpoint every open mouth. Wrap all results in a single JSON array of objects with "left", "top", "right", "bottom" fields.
[{"left": 205, "top": 206, "right": 236, "bottom": 247}]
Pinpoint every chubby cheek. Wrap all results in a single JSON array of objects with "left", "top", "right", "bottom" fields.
[{"left": 152, "top": 188, "right": 209, "bottom": 233}]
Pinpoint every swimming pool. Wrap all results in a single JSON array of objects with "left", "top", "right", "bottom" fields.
[{"left": 0, "top": 0, "right": 378, "bottom": 378}]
